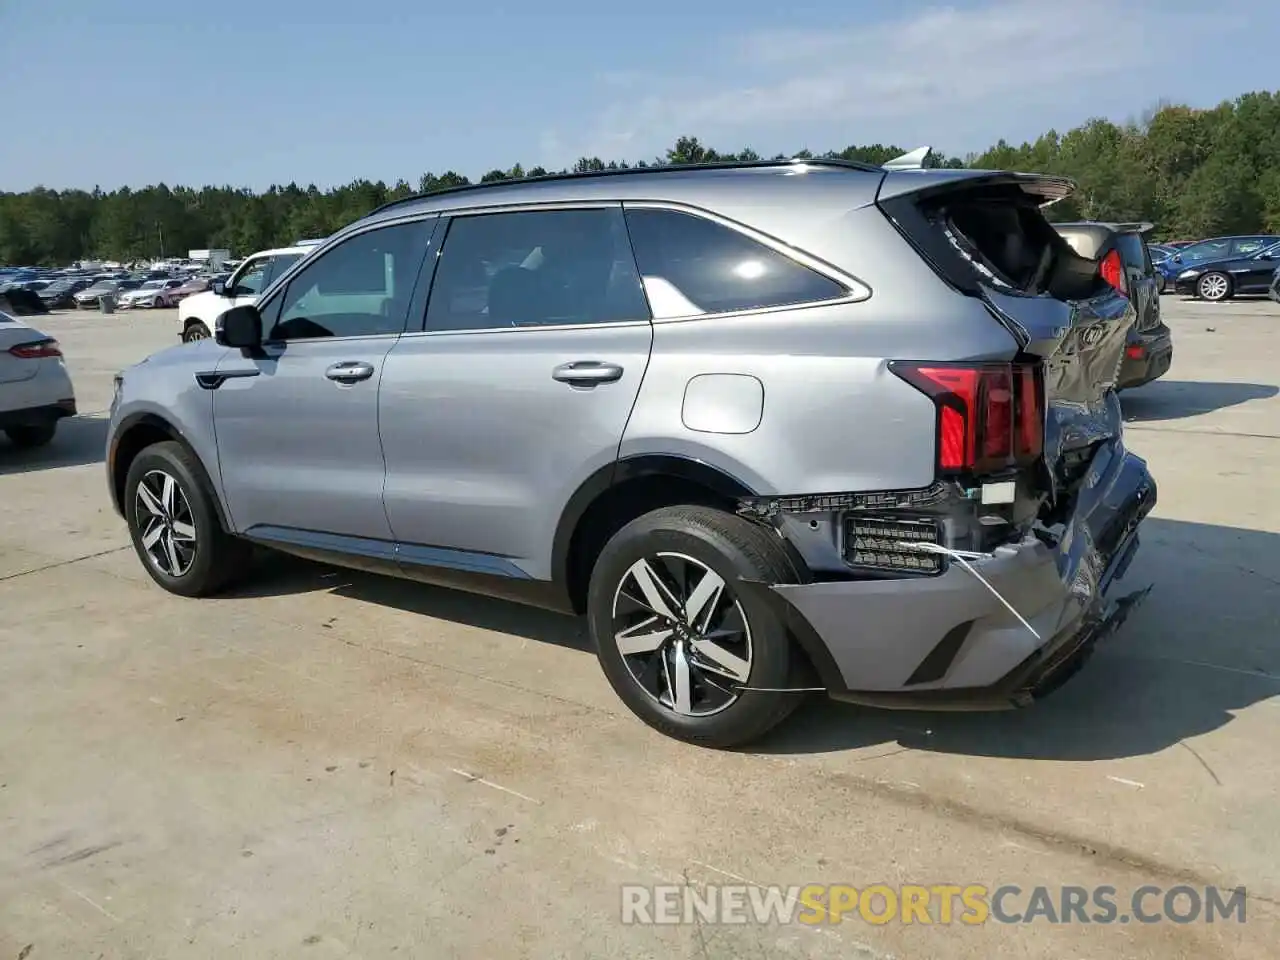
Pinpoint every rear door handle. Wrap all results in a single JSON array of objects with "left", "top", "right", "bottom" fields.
[
  {"left": 325, "top": 361, "right": 375, "bottom": 384},
  {"left": 551, "top": 361, "right": 624, "bottom": 386}
]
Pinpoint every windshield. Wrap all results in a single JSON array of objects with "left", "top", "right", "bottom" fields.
[{"left": 140, "top": 280, "right": 166, "bottom": 290}]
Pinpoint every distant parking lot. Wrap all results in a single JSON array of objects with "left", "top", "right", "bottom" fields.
[{"left": 2, "top": 297, "right": 1279, "bottom": 958}]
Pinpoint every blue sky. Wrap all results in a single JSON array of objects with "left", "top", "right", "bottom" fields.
[{"left": 3, "top": 0, "right": 1278, "bottom": 192}]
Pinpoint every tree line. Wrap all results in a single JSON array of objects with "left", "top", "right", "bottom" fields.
[{"left": 3, "top": 91, "right": 1278, "bottom": 266}]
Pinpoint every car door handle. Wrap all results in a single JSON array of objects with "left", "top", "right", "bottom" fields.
[
  {"left": 325, "top": 361, "right": 375, "bottom": 384},
  {"left": 551, "top": 361, "right": 624, "bottom": 386}
]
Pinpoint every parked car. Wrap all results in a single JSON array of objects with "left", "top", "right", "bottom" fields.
[
  {"left": 106, "top": 159, "right": 1156, "bottom": 747},
  {"left": 178, "top": 249, "right": 309, "bottom": 342},
  {"left": 72, "top": 278, "right": 143, "bottom": 308},
  {"left": 1172, "top": 240, "right": 1280, "bottom": 301},
  {"left": 164, "top": 275, "right": 216, "bottom": 306},
  {"left": 118, "top": 278, "right": 186, "bottom": 309},
  {"left": 1053, "top": 221, "right": 1172, "bottom": 389},
  {"left": 37, "top": 278, "right": 93, "bottom": 309},
  {"left": 1155, "top": 235, "right": 1280, "bottom": 292},
  {"left": 0, "top": 309, "right": 76, "bottom": 448}
]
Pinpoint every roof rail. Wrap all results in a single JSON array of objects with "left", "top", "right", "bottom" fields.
[
  {"left": 366, "top": 157, "right": 884, "bottom": 217},
  {"left": 883, "top": 146, "right": 933, "bottom": 170}
]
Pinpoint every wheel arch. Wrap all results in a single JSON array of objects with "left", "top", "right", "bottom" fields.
[
  {"left": 110, "top": 412, "right": 231, "bottom": 532},
  {"left": 555, "top": 454, "right": 775, "bottom": 616}
]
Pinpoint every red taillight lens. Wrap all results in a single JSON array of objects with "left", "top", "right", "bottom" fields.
[
  {"left": 1125, "top": 344, "right": 1145, "bottom": 359},
  {"left": 1015, "top": 363, "right": 1043, "bottom": 460},
  {"left": 8, "top": 339, "right": 62, "bottom": 359},
  {"left": 1099, "top": 249, "right": 1127, "bottom": 295},
  {"left": 892, "top": 360, "right": 1042, "bottom": 475}
]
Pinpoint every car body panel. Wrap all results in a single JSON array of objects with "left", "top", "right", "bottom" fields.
[{"left": 210, "top": 336, "right": 400, "bottom": 541}]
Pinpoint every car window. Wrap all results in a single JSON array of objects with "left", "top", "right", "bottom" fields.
[
  {"left": 1230, "top": 238, "right": 1264, "bottom": 256},
  {"left": 623, "top": 208, "right": 847, "bottom": 318},
  {"left": 269, "top": 221, "right": 431, "bottom": 341},
  {"left": 425, "top": 207, "right": 649, "bottom": 332},
  {"left": 229, "top": 257, "right": 271, "bottom": 297},
  {"left": 1179, "top": 240, "right": 1230, "bottom": 262},
  {"left": 265, "top": 253, "right": 303, "bottom": 288}
]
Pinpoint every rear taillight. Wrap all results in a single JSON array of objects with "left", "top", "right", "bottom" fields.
[
  {"left": 1099, "top": 249, "right": 1128, "bottom": 295},
  {"left": 9, "top": 339, "right": 62, "bottom": 359},
  {"left": 891, "top": 360, "right": 1043, "bottom": 475}
]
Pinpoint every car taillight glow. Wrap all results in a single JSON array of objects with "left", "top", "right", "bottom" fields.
[
  {"left": 9, "top": 339, "right": 62, "bottom": 359},
  {"left": 1099, "top": 249, "right": 1127, "bottom": 295},
  {"left": 891, "top": 360, "right": 1043, "bottom": 475}
]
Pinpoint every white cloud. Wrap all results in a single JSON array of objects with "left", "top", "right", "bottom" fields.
[{"left": 549, "top": 0, "right": 1214, "bottom": 166}]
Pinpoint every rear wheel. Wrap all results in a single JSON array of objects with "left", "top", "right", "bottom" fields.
[
  {"left": 4, "top": 423, "right": 56, "bottom": 448},
  {"left": 1197, "top": 272, "right": 1231, "bottom": 302},
  {"left": 182, "top": 320, "right": 211, "bottom": 342},
  {"left": 124, "top": 440, "right": 251, "bottom": 596},
  {"left": 588, "top": 505, "right": 805, "bottom": 748}
]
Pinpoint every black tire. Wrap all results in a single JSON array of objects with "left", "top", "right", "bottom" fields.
[
  {"left": 588, "top": 505, "right": 805, "bottom": 748},
  {"left": 1197, "top": 271, "right": 1232, "bottom": 302},
  {"left": 4, "top": 422, "right": 56, "bottom": 448},
  {"left": 123, "top": 440, "right": 251, "bottom": 597},
  {"left": 182, "top": 320, "right": 211, "bottom": 343}
]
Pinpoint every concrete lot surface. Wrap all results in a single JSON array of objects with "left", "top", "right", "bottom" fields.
[{"left": 2, "top": 299, "right": 1279, "bottom": 958}]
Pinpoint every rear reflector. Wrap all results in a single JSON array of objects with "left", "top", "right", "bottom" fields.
[
  {"left": 8, "top": 339, "right": 62, "bottom": 359},
  {"left": 1125, "top": 344, "right": 1145, "bottom": 359},
  {"left": 891, "top": 360, "right": 1043, "bottom": 475},
  {"left": 1099, "top": 249, "right": 1128, "bottom": 296}
]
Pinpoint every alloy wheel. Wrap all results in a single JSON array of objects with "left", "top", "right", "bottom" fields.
[
  {"left": 1198, "top": 273, "right": 1229, "bottom": 301},
  {"left": 135, "top": 469, "right": 198, "bottom": 577},
  {"left": 611, "top": 552, "right": 753, "bottom": 717},
  {"left": 185, "top": 325, "right": 209, "bottom": 342}
]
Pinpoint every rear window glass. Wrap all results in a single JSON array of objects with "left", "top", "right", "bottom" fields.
[{"left": 1116, "top": 233, "right": 1148, "bottom": 273}]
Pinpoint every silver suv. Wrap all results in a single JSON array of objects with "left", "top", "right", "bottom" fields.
[{"left": 105, "top": 159, "right": 1156, "bottom": 747}]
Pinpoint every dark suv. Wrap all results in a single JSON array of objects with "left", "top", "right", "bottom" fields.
[{"left": 1054, "top": 221, "right": 1172, "bottom": 390}]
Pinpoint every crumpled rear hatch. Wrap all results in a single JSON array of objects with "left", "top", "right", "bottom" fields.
[{"left": 877, "top": 170, "right": 1135, "bottom": 515}]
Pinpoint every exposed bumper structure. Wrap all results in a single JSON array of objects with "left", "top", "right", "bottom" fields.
[{"left": 746, "top": 438, "right": 1156, "bottom": 709}]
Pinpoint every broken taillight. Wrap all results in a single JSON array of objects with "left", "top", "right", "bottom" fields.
[
  {"left": 1099, "top": 249, "right": 1128, "bottom": 296},
  {"left": 891, "top": 360, "right": 1043, "bottom": 476}
]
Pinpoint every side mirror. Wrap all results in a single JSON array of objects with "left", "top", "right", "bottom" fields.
[
  {"left": 211, "top": 280, "right": 227, "bottom": 296},
  {"left": 215, "top": 305, "right": 263, "bottom": 349},
  {"left": 1172, "top": 254, "right": 1182, "bottom": 263}
]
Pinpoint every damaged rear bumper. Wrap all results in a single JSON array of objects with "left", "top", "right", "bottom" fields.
[{"left": 743, "top": 439, "right": 1156, "bottom": 709}]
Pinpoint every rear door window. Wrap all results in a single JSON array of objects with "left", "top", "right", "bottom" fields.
[{"left": 623, "top": 207, "right": 847, "bottom": 318}]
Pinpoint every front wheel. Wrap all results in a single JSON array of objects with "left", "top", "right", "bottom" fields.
[
  {"left": 182, "top": 320, "right": 211, "bottom": 343},
  {"left": 588, "top": 505, "right": 805, "bottom": 748},
  {"left": 124, "top": 440, "right": 252, "bottom": 596},
  {"left": 1197, "top": 272, "right": 1232, "bottom": 302}
]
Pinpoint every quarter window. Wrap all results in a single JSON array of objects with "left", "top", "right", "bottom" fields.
[
  {"left": 425, "top": 208, "right": 649, "bottom": 332},
  {"left": 623, "top": 208, "right": 848, "bottom": 318},
  {"left": 267, "top": 221, "right": 431, "bottom": 341}
]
